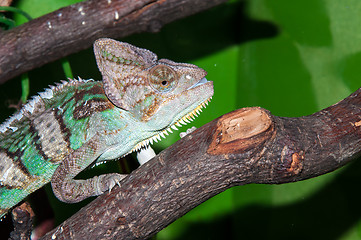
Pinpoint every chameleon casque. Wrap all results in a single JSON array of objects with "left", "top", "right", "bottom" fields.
[{"left": 0, "top": 38, "right": 213, "bottom": 218}]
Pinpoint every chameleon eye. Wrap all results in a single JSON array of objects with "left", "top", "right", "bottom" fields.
[{"left": 148, "top": 65, "right": 178, "bottom": 92}]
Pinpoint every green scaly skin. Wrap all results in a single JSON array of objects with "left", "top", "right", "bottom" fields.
[{"left": 0, "top": 38, "right": 213, "bottom": 218}]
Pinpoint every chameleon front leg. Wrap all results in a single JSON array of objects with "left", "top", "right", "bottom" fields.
[
  {"left": 179, "top": 126, "right": 197, "bottom": 138},
  {"left": 51, "top": 135, "right": 126, "bottom": 203},
  {"left": 136, "top": 127, "right": 198, "bottom": 165}
]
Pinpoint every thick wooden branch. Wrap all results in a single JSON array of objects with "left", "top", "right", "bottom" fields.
[
  {"left": 0, "top": 0, "right": 227, "bottom": 84},
  {"left": 40, "top": 88, "right": 361, "bottom": 239}
]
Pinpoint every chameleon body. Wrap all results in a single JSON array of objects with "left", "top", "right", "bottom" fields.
[{"left": 0, "top": 38, "right": 213, "bottom": 218}]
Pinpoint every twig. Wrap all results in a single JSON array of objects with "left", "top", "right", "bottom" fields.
[{"left": 0, "top": 0, "right": 227, "bottom": 84}]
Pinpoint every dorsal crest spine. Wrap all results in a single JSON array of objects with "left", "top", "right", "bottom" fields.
[{"left": 0, "top": 77, "right": 92, "bottom": 134}]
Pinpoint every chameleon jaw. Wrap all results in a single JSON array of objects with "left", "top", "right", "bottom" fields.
[
  {"left": 92, "top": 96, "right": 211, "bottom": 168},
  {"left": 130, "top": 96, "right": 212, "bottom": 153}
]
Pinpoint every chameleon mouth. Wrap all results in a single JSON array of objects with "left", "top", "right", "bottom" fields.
[
  {"left": 187, "top": 77, "right": 208, "bottom": 90},
  {"left": 130, "top": 96, "right": 212, "bottom": 153}
]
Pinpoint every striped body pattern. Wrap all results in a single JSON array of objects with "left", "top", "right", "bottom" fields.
[
  {"left": 0, "top": 38, "right": 213, "bottom": 218},
  {"left": 0, "top": 80, "right": 115, "bottom": 217}
]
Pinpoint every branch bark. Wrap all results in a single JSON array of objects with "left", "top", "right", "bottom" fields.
[
  {"left": 40, "top": 88, "right": 361, "bottom": 239},
  {"left": 0, "top": 0, "right": 227, "bottom": 84}
]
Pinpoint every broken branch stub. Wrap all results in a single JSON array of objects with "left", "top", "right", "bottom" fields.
[{"left": 208, "top": 107, "right": 275, "bottom": 155}]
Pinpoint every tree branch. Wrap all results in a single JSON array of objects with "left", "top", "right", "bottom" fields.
[
  {"left": 40, "top": 87, "right": 361, "bottom": 239},
  {"left": 0, "top": 0, "right": 227, "bottom": 84}
]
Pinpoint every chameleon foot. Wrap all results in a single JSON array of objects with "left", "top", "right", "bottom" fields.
[
  {"left": 179, "top": 126, "right": 197, "bottom": 138},
  {"left": 94, "top": 173, "right": 127, "bottom": 195},
  {"left": 136, "top": 146, "right": 156, "bottom": 165}
]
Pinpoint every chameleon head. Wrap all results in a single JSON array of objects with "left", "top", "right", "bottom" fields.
[{"left": 94, "top": 38, "right": 213, "bottom": 135}]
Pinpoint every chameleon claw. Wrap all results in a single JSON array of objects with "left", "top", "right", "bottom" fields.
[{"left": 179, "top": 126, "right": 197, "bottom": 138}]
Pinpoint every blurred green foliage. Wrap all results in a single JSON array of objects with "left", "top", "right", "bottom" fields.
[{"left": 1, "top": 0, "right": 361, "bottom": 239}]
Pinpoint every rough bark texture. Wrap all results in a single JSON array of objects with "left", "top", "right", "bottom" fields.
[
  {"left": 39, "top": 88, "right": 361, "bottom": 240},
  {"left": 0, "top": 0, "right": 227, "bottom": 84}
]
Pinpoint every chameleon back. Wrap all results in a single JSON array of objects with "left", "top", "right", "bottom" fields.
[{"left": 0, "top": 79, "right": 109, "bottom": 217}]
